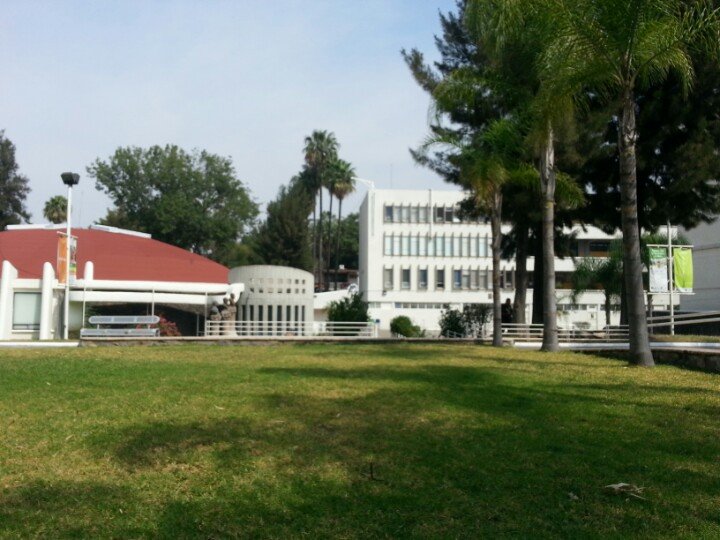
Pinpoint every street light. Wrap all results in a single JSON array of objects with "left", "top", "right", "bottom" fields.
[{"left": 61, "top": 172, "right": 80, "bottom": 339}]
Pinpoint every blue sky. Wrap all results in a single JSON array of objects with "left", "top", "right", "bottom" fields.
[{"left": 0, "top": 0, "right": 459, "bottom": 226}]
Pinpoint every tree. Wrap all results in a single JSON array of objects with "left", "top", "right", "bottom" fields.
[
  {"left": 88, "top": 145, "right": 257, "bottom": 263},
  {"left": 329, "top": 159, "right": 356, "bottom": 288},
  {"left": 320, "top": 212, "right": 360, "bottom": 270},
  {"left": 327, "top": 292, "right": 369, "bottom": 323},
  {"left": 0, "top": 131, "right": 30, "bottom": 230},
  {"left": 571, "top": 242, "right": 623, "bottom": 326},
  {"left": 43, "top": 195, "right": 67, "bottom": 224},
  {"left": 249, "top": 176, "right": 314, "bottom": 272},
  {"left": 541, "top": 0, "right": 720, "bottom": 366},
  {"left": 303, "top": 131, "right": 339, "bottom": 291},
  {"left": 390, "top": 315, "right": 424, "bottom": 337}
]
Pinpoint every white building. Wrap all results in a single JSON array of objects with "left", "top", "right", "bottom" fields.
[
  {"left": 358, "top": 188, "right": 624, "bottom": 334},
  {"left": 680, "top": 220, "right": 720, "bottom": 311}
]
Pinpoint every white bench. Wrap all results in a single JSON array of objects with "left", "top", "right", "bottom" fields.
[{"left": 80, "top": 315, "right": 160, "bottom": 338}]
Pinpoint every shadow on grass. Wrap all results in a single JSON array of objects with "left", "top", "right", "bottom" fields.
[{"left": 74, "top": 360, "right": 720, "bottom": 537}]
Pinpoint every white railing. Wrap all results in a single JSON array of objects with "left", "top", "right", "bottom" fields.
[
  {"left": 204, "top": 320, "right": 378, "bottom": 338},
  {"left": 647, "top": 311, "right": 720, "bottom": 328},
  {"left": 501, "top": 323, "right": 629, "bottom": 342}
]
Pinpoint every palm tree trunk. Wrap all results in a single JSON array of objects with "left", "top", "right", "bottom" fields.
[
  {"left": 334, "top": 198, "right": 343, "bottom": 291},
  {"left": 604, "top": 293, "right": 611, "bottom": 327},
  {"left": 491, "top": 190, "right": 503, "bottom": 347},
  {"left": 327, "top": 193, "right": 334, "bottom": 290},
  {"left": 532, "top": 228, "right": 544, "bottom": 324},
  {"left": 513, "top": 224, "right": 529, "bottom": 325},
  {"left": 540, "top": 126, "right": 559, "bottom": 352},
  {"left": 619, "top": 89, "right": 654, "bottom": 366},
  {"left": 318, "top": 188, "right": 324, "bottom": 291}
]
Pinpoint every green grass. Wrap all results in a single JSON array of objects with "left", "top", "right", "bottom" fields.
[
  {"left": 651, "top": 334, "right": 720, "bottom": 343},
  {"left": 1, "top": 344, "right": 719, "bottom": 538}
]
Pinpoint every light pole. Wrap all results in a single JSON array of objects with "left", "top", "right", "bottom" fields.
[{"left": 61, "top": 172, "right": 80, "bottom": 339}]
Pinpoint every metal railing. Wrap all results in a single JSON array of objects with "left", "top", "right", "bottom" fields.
[
  {"left": 501, "top": 323, "right": 629, "bottom": 342},
  {"left": 204, "top": 320, "right": 378, "bottom": 338}
]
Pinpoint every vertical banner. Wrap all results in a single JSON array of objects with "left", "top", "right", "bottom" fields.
[
  {"left": 57, "top": 234, "right": 78, "bottom": 285},
  {"left": 673, "top": 248, "right": 693, "bottom": 293},
  {"left": 648, "top": 247, "right": 668, "bottom": 293}
]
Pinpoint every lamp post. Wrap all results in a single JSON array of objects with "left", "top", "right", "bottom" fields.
[{"left": 61, "top": 172, "right": 80, "bottom": 339}]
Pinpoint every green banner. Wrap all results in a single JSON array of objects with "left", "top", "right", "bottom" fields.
[{"left": 673, "top": 248, "right": 693, "bottom": 293}]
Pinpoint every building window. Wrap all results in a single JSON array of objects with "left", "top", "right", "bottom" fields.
[
  {"left": 435, "top": 206, "right": 444, "bottom": 223},
  {"left": 13, "top": 292, "right": 41, "bottom": 330},
  {"left": 401, "top": 236, "right": 410, "bottom": 256},
  {"left": 453, "top": 269, "right": 462, "bottom": 290},
  {"left": 445, "top": 236, "right": 453, "bottom": 257},
  {"left": 479, "top": 269, "right": 489, "bottom": 289},
  {"left": 393, "top": 235, "right": 401, "bottom": 256},
  {"left": 435, "top": 236, "right": 444, "bottom": 257},
  {"left": 401, "top": 268, "right": 411, "bottom": 289},
  {"left": 384, "top": 205, "right": 394, "bottom": 222},
  {"left": 401, "top": 206, "right": 410, "bottom": 223},
  {"left": 410, "top": 236, "right": 419, "bottom": 256},
  {"left": 418, "top": 268, "right": 428, "bottom": 290},
  {"left": 419, "top": 206, "right": 428, "bottom": 223},
  {"left": 436, "top": 268, "right": 445, "bottom": 290},
  {"left": 479, "top": 237, "right": 488, "bottom": 257},
  {"left": 384, "top": 235, "right": 392, "bottom": 256},
  {"left": 384, "top": 268, "right": 394, "bottom": 290},
  {"left": 462, "top": 269, "right": 470, "bottom": 289},
  {"left": 462, "top": 236, "right": 470, "bottom": 257},
  {"left": 426, "top": 236, "right": 434, "bottom": 256},
  {"left": 410, "top": 206, "right": 419, "bottom": 223},
  {"left": 470, "top": 235, "right": 478, "bottom": 257},
  {"left": 419, "top": 236, "right": 427, "bottom": 256},
  {"left": 445, "top": 206, "right": 454, "bottom": 223},
  {"left": 470, "top": 269, "right": 479, "bottom": 290},
  {"left": 453, "top": 236, "right": 461, "bottom": 257}
]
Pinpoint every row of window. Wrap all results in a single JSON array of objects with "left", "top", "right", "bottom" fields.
[
  {"left": 384, "top": 234, "right": 490, "bottom": 258},
  {"left": 239, "top": 304, "right": 306, "bottom": 322},
  {"left": 383, "top": 267, "right": 514, "bottom": 291},
  {"left": 384, "top": 204, "right": 483, "bottom": 224},
  {"left": 368, "top": 302, "right": 451, "bottom": 309}
]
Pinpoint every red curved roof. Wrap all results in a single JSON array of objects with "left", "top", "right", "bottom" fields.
[{"left": 0, "top": 228, "right": 228, "bottom": 283}]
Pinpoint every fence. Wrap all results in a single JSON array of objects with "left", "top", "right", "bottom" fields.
[
  {"left": 204, "top": 320, "right": 378, "bottom": 338},
  {"left": 500, "top": 323, "right": 629, "bottom": 342}
]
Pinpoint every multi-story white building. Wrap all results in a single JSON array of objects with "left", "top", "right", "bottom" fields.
[{"left": 359, "top": 188, "right": 624, "bottom": 334}]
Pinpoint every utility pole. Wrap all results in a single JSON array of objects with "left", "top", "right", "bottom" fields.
[{"left": 61, "top": 172, "right": 80, "bottom": 339}]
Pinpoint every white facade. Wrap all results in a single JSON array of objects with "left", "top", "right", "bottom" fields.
[{"left": 359, "top": 188, "right": 623, "bottom": 334}]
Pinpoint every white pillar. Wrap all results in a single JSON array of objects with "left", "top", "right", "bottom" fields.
[
  {"left": 39, "top": 262, "right": 55, "bottom": 340},
  {"left": 0, "top": 261, "right": 18, "bottom": 339}
]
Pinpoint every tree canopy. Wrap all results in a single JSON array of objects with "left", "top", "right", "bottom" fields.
[
  {"left": 43, "top": 195, "right": 67, "bottom": 224},
  {"left": 0, "top": 131, "right": 30, "bottom": 230},
  {"left": 88, "top": 145, "right": 257, "bottom": 263}
]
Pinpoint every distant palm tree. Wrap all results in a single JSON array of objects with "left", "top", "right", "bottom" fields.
[
  {"left": 303, "top": 130, "right": 338, "bottom": 291},
  {"left": 43, "top": 195, "right": 67, "bottom": 224},
  {"left": 329, "top": 159, "right": 356, "bottom": 289}
]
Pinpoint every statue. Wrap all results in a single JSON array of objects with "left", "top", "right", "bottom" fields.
[{"left": 208, "top": 301, "right": 222, "bottom": 336}]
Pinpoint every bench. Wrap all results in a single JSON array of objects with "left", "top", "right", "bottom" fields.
[{"left": 80, "top": 315, "right": 160, "bottom": 338}]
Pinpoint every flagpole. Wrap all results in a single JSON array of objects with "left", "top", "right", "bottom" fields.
[{"left": 667, "top": 221, "right": 674, "bottom": 336}]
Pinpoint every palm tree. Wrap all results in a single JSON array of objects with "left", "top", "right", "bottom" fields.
[
  {"left": 571, "top": 242, "right": 623, "bottom": 326},
  {"left": 303, "top": 130, "right": 339, "bottom": 291},
  {"left": 43, "top": 195, "right": 67, "bottom": 224},
  {"left": 540, "top": 0, "right": 719, "bottom": 366},
  {"left": 330, "top": 159, "right": 356, "bottom": 289},
  {"left": 466, "top": 0, "right": 576, "bottom": 351}
]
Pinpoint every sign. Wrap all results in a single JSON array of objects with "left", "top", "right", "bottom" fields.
[
  {"left": 648, "top": 247, "right": 668, "bottom": 293},
  {"left": 673, "top": 248, "right": 693, "bottom": 293},
  {"left": 57, "top": 234, "right": 78, "bottom": 284}
]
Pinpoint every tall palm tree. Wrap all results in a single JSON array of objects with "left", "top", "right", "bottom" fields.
[
  {"left": 571, "top": 241, "right": 623, "bottom": 326},
  {"left": 43, "top": 195, "right": 67, "bottom": 224},
  {"left": 540, "top": 0, "right": 719, "bottom": 366},
  {"left": 467, "top": 0, "right": 576, "bottom": 351},
  {"left": 330, "top": 159, "right": 356, "bottom": 289},
  {"left": 303, "top": 130, "right": 339, "bottom": 291}
]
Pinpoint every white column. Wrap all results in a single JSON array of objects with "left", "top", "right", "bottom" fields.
[
  {"left": 39, "top": 262, "right": 55, "bottom": 340},
  {"left": 0, "top": 261, "right": 18, "bottom": 339}
]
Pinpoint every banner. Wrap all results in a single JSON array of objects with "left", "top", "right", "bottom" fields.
[
  {"left": 57, "top": 234, "right": 77, "bottom": 284},
  {"left": 648, "top": 247, "right": 668, "bottom": 293},
  {"left": 673, "top": 248, "right": 693, "bottom": 293}
]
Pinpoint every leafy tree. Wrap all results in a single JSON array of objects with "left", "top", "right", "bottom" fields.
[
  {"left": 0, "top": 131, "right": 30, "bottom": 230},
  {"left": 327, "top": 292, "right": 370, "bottom": 323},
  {"left": 439, "top": 304, "right": 491, "bottom": 338},
  {"left": 249, "top": 177, "right": 314, "bottom": 272},
  {"left": 541, "top": 0, "right": 720, "bottom": 366},
  {"left": 439, "top": 308, "right": 465, "bottom": 338},
  {"left": 303, "top": 131, "right": 339, "bottom": 291},
  {"left": 390, "top": 315, "right": 424, "bottom": 338},
  {"left": 320, "top": 212, "right": 359, "bottom": 271},
  {"left": 43, "top": 195, "right": 67, "bottom": 224},
  {"left": 88, "top": 145, "right": 257, "bottom": 263}
]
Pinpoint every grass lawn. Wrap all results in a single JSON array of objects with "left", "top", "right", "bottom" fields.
[{"left": 1, "top": 344, "right": 719, "bottom": 538}]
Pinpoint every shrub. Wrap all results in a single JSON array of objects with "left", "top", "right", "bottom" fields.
[
  {"left": 439, "top": 309, "right": 465, "bottom": 337},
  {"left": 390, "top": 315, "right": 424, "bottom": 338},
  {"left": 439, "top": 304, "right": 491, "bottom": 338},
  {"left": 327, "top": 293, "right": 370, "bottom": 336}
]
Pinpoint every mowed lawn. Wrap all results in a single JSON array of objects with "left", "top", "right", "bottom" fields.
[{"left": 1, "top": 344, "right": 719, "bottom": 538}]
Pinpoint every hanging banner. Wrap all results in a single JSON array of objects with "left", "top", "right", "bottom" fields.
[
  {"left": 648, "top": 247, "right": 668, "bottom": 293},
  {"left": 673, "top": 248, "right": 693, "bottom": 293},
  {"left": 57, "top": 234, "right": 78, "bottom": 284}
]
